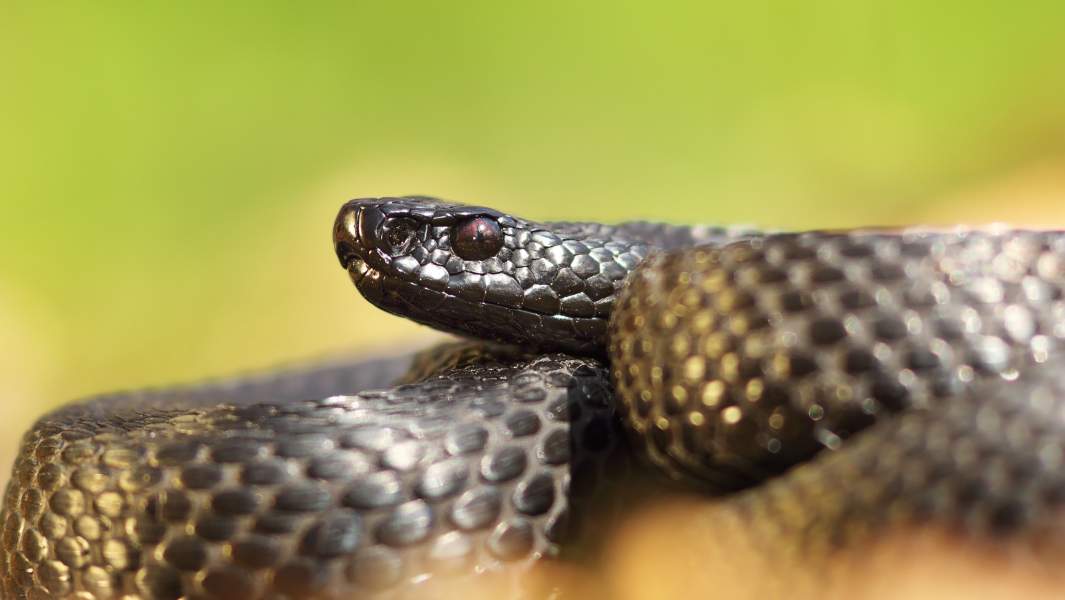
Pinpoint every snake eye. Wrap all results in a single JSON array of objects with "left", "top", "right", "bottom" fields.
[
  {"left": 379, "top": 217, "right": 417, "bottom": 257},
  {"left": 452, "top": 217, "right": 503, "bottom": 260}
]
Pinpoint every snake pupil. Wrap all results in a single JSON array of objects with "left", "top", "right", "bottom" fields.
[{"left": 452, "top": 217, "right": 503, "bottom": 260}]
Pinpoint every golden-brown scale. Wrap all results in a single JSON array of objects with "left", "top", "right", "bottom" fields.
[{"left": 610, "top": 230, "right": 1065, "bottom": 558}]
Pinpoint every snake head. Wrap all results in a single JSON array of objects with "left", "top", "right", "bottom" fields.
[
  {"left": 333, "top": 196, "right": 649, "bottom": 355},
  {"left": 333, "top": 196, "right": 513, "bottom": 290}
]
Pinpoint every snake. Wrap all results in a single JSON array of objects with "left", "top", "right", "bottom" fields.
[{"left": 3, "top": 195, "right": 1065, "bottom": 599}]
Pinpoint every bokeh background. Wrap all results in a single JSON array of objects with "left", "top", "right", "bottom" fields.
[{"left": 3, "top": 1, "right": 1065, "bottom": 497}]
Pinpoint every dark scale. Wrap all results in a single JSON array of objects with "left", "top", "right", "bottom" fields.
[
  {"left": 0, "top": 347, "right": 628, "bottom": 598},
  {"left": 4, "top": 196, "right": 1065, "bottom": 598}
]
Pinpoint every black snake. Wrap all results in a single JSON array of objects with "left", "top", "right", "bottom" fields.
[{"left": 3, "top": 196, "right": 1065, "bottom": 599}]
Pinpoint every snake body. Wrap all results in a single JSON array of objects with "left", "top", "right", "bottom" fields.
[{"left": 3, "top": 196, "right": 1065, "bottom": 598}]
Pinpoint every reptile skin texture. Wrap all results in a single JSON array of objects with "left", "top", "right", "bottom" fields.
[
  {"left": 4, "top": 196, "right": 1065, "bottom": 599},
  {"left": 0, "top": 346, "right": 629, "bottom": 599},
  {"left": 610, "top": 230, "right": 1065, "bottom": 555},
  {"left": 612, "top": 230, "right": 1065, "bottom": 490}
]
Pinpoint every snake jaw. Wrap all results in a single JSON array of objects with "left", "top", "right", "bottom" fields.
[
  {"left": 346, "top": 257, "right": 373, "bottom": 284},
  {"left": 334, "top": 199, "right": 397, "bottom": 301}
]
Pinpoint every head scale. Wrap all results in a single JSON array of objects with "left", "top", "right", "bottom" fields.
[{"left": 333, "top": 196, "right": 650, "bottom": 354}]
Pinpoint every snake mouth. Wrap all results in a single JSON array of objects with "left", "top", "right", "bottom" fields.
[
  {"left": 334, "top": 198, "right": 379, "bottom": 277},
  {"left": 346, "top": 257, "right": 377, "bottom": 286}
]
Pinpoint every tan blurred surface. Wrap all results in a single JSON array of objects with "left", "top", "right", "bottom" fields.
[
  {"left": 601, "top": 496, "right": 1065, "bottom": 600},
  {"left": 917, "top": 156, "right": 1065, "bottom": 226}
]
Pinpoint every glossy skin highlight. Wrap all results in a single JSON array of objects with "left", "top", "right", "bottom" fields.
[
  {"left": 333, "top": 196, "right": 655, "bottom": 354},
  {"left": 3, "top": 196, "right": 1065, "bottom": 598}
]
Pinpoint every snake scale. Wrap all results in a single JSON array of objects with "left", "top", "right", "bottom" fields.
[{"left": 3, "top": 196, "right": 1065, "bottom": 599}]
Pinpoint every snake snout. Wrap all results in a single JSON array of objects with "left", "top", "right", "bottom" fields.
[{"left": 333, "top": 198, "right": 383, "bottom": 268}]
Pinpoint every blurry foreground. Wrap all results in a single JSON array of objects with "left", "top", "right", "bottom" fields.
[{"left": 386, "top": 497, "right": 1065, "bottom": 600}]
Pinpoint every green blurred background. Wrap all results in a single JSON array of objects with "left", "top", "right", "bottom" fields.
[{"left": 3, "top": 1, "right": 1065, "bottom": 470}]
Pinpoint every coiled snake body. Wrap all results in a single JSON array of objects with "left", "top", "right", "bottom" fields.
[{"left": 3, "top": 197, "right": 1065, "bottom": 598}]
